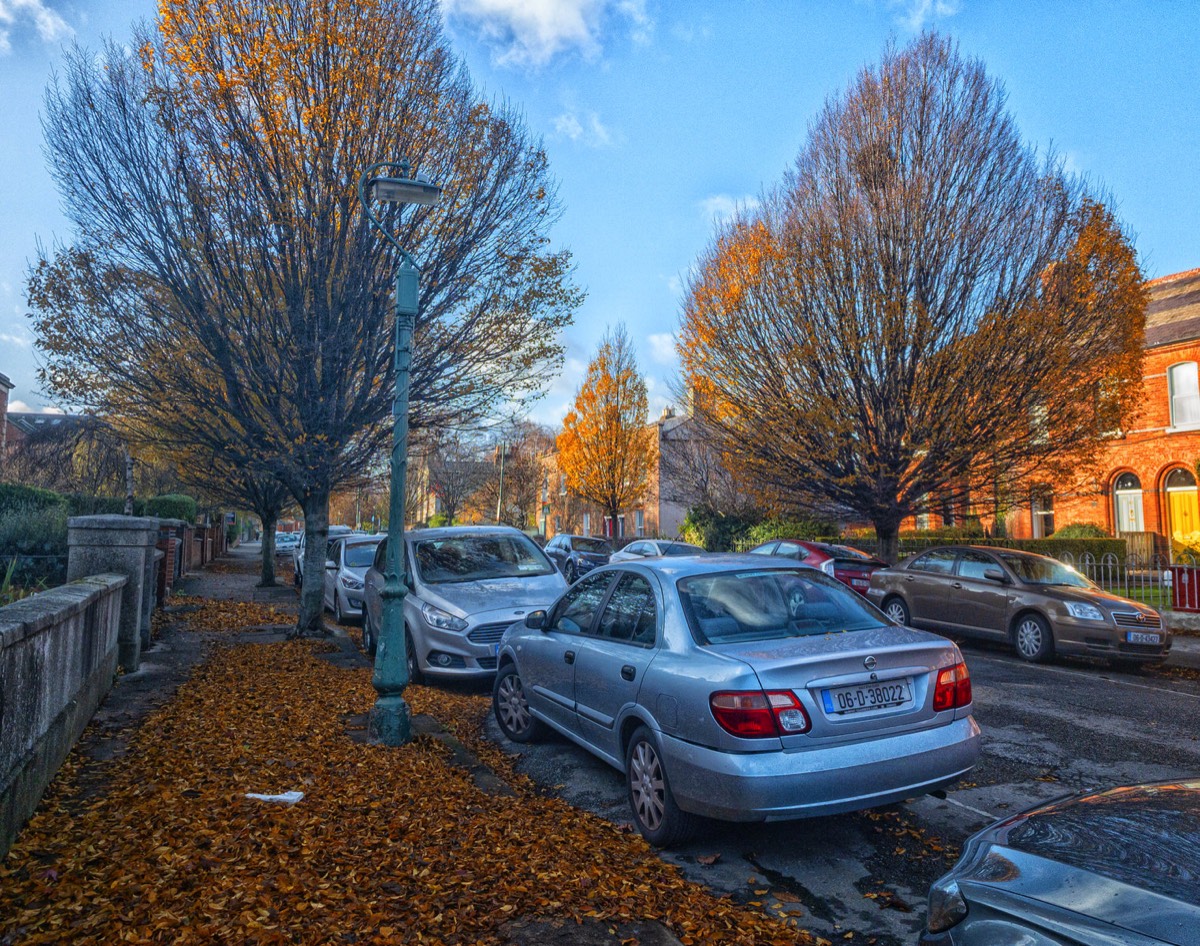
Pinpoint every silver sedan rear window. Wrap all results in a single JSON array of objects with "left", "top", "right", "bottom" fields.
[{"left": 678, "top": 569, "right": 884, "bottom": 643}]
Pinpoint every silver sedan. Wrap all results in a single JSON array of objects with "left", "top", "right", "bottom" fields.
[{"left": 493, "top": 555, "right": 982, "bottom": 846}]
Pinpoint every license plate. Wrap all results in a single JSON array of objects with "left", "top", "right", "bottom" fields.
[
  {"left": 821, "top": 678, "right": 912, "bottom": 715},
  {"left": 1126, "top": 631, "right": 1161, "bottom": 645},
  {"left": 851, "top": 579, "right": 869, "bottom": 588},
  {"left": 494, "top": 643, "right": 501, "bottom": 655}
]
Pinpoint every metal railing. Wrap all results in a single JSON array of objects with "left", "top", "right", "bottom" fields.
[{"left": 1054, "top": 550, "right": 1192, "bottom": 613}]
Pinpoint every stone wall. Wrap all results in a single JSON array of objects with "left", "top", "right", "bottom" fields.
[{"left": 0, "top": 574, "right": 126, "bottom": 858}]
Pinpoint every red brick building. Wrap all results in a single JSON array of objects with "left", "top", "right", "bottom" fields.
[{"left": 1007, "top": 268, "right": 1200, "bottom": 556}]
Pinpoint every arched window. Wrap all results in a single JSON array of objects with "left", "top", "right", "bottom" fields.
[
  {"left": 1113, "top": 472, "right": 1144, "bottom": 534},
  {"left": 1165, "top": 468, "right": 1199, "bottom": 550},
  {"left": 1169, "top": 363, "right": 1200, "bottom": 427}
]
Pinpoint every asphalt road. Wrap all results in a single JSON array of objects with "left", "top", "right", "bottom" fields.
[{"left": 485, "top": 641, "right": 1200, "bottom": 945}]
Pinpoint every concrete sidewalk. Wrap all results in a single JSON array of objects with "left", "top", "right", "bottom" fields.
[{"left": 1167, "top": 633, "right": 1200, "bottom": 670}]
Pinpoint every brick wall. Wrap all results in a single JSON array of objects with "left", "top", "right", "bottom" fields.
[{"left": 1009, "top": 336, "right": 1200, "bottom": 545}]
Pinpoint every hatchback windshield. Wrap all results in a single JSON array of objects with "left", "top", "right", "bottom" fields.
[
  {"left": 574, "top": 537, "right": 612, "bottom": 555},
  {"left": 344, "top": 543, "right": 380, "bottom": 568},
  {"left": 678, "top": 568, "right": 885, "bottom": 643},
  {"left": 998, "top": 553, "right": 1093, "bottom": 588},
  {"left": 414, "top": 535, "right": 554, "bottom": 584}
]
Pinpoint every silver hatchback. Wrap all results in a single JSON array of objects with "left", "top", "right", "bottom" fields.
[
  {"left": 362, "top": 526, "right": 566, "bottom": 681},
  {"left": 493, "top": 555, "right": 982, "bottom": 846}
]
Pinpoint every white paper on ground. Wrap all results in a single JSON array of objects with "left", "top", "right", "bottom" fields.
[{"left": 245, "top": 790, "right": 305, "bottom": 804}]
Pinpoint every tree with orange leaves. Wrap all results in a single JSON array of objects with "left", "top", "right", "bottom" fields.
[
  {"left": 680, "top": 34, "right": 1146, "bottom": 561},
  {"left": 558, "top": 326, "right": 653, "bottom": 537}
]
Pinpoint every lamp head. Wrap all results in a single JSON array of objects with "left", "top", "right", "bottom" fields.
[{"left": 369, "top": 174, "right": 442, "bottom": 207}]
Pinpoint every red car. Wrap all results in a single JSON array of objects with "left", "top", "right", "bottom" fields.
[{"left": 748, "top": 539, "right": 885, "bottom": 595}]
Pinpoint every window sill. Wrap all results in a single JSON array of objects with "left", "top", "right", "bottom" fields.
[{"left": 1167, "top": 424, "right": 1200, "bottom": 434}]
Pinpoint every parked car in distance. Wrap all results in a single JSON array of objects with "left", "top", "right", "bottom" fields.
[
  {"left": 362, "top": 526, "right": 567, "bottom": 680},
  {"left": 274, "top": 531, "right": 300, "bottom": 556},
  {"left": 493, "top": 555, "right": 981, "bottom": 847},
  {"left": 749, "top": 539, "right": 885, "bottom": 596},
  {"left": 543, "top": 534, "right": 613, "bottom": 582},
  {"left": 609, "top": 539, "right": 706, "bottom": 563},
  {"left": 323, "top": 534, "right": 383, "bottom": 625},
  {"left": 868, "top": 545, "right": 1169, "bottom": 665},
  {"left": 293, "top": 525, "right": 353, "bottom": 588},
  {"left": 920, "top": 780, "right": 1200, "bottom": 945}
]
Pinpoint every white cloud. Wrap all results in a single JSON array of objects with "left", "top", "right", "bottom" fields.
[
  {"left": 889, "top": 0, "right": 960, "bottom": 31},
  {"left": 699, "top": 193, "right": 760, "bottom": 225},
  {"left": 8, "top": 399, "right": 63, "bottom": 414},
  {"left": 441, "top": 0, "right": 653, "bottom": 67},
  {"left": 647, "top": 332, "right": 677, "bottom": 365},
  {"left": 0, "top": 0, "right": 73, "bottom": 54},
  {"left": 552, "top": 108, "right": 615, "bottom": 148},
  {"left": 0, "top": 331, "right": 31, "bottom": 348}
]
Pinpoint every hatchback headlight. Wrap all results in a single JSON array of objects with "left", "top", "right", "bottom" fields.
[
  {"left": 421, "top": 601, "right": 468, "bottom": 631},
  {"left": 1065, "top": 601, "right": 1105, "bottom": 621},
  {"left": 926, "top": 878, "right": 968, "bottom": 933},
  {"left": 340, "top": 575, "right": 364, "bottom": 591}
]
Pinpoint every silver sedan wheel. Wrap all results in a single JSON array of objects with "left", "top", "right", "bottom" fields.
[
  {"left": 629, "top": 740, "right": 666, "bottom": 832},
  {"left": 496, "top": 673, "right": 533, "bottom": 736},
  {"left": 492, "top": 666, "right": 543, "bottom": 743}
]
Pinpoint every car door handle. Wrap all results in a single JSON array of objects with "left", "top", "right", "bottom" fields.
[
  {"left": 905, "top": 575, "right": 915, "bottom": 582},
  {"left": 952, "top": 582, "right": 962, "bottom": 589},
  {"left": 621, "top": 665, "right": 636, "bottom": 681},
  {"left": 564, "top": 650, "right": 575, "bottom": 665}
]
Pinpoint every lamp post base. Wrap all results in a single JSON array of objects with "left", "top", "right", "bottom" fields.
[{"left": 368, "top": 696, "right": 412, "bottom": 746}]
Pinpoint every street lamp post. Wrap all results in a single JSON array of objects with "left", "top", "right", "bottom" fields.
[{"left": 357, "top": 159, "right": 441, "bottom": 747}]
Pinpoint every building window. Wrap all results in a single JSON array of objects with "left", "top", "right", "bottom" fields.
[
  {"left": 1031, "top": 486, "right": 1054, "bottom": 539},
  {"left": 582, "top": 512, "right": 590, "bottom": 536},
  {"left": 1112, "top": 472, "right": 1144, "bottom": 534},
  {"left": 617, "top": 514, "right": 626, "bottom": 538},
  {"left": 1169, "top": 362, "right": 1200, "bottom": 428},
  {"left": 1165, "top": 468, "right": 1199, "bottom": 552},
  {"left": 635, "top": 510, "right": 645, "bottom": 536}
]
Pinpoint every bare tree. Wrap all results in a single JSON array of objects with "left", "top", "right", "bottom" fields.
[
  {"left": 679, "top": 34, "right": 1146, "bottom": 561},
  {"left": 471, "top": 419, "right": 556, "bottom": 529},
  {"left": 656, "top": 411, "right": 759, "bottom": 519},
  {"left": 426, "top": 433, "right": 491, "bottom": 524},
  {"left": 29, "top": 0, "right": 581, "bottom": 632}
]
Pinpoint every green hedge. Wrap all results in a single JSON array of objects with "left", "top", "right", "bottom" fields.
[
  {"left": 0, "top": 502, "right": 69, "bottom": 587},
  {"left": 0, "top": 483, "right": 66, "bottom": 513},
  {"left": 679, "top": 510, "right": 762, "bottom": 552},
  {"left": 63, "top": 494, "right": 146, "bottom": 516},
  {"left": 897, "top": 537, "right": 1126, "bottom": 563},
  {"left": 743, "top": 516, "right": 839, "bottom": 547},
  {"left": 145, "top": 494, "right": 198, "bottom": 523}
]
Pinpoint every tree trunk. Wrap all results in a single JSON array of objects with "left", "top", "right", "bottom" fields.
[
  {"left": 258, "top": 511, "right": 278, "bottom": 588},
  {"left": 876, "top": 519, "right": 901, "bottom": 565},
  {"left": 123, "top": 448, "right": 135, "bottom": 515},
  {"left": 294, "top": 490, "right": 331, "bottom": 637}
]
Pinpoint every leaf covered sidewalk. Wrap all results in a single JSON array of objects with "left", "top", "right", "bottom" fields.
[{"left": 0, "top": 555, "right": 813, "bottom": 945}]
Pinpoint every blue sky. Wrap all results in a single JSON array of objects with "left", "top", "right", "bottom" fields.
[{"left": 1, "top": 0, "right": 1198, "bottom": 425}]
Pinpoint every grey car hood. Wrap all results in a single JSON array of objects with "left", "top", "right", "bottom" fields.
[
  {"left": 417, "top": 572, "right": 566, "bottom": 618},
  {"left": 957, "top": 781, "right": 1200, "bottom": 944},
  {"left": 1055, "top": 585, "right": 1158, "bottom": 613}
]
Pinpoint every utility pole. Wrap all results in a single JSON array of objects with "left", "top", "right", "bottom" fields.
[{"left": 495, "top": 441, "right": 506, "bottom": 524}]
